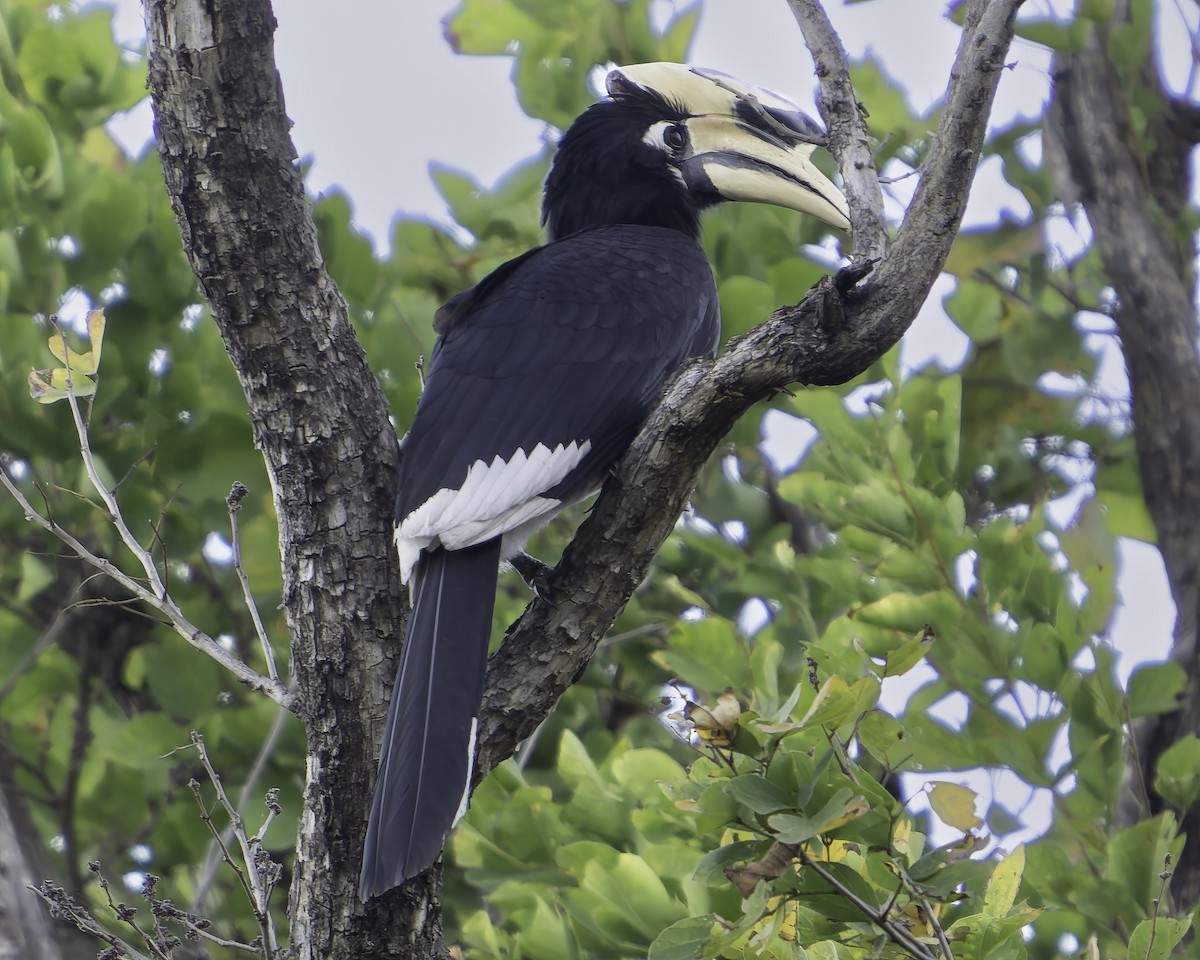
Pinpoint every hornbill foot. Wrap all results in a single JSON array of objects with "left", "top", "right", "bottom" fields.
[{"left": 510, "top": 552, "right": 557, "bottom": 606}]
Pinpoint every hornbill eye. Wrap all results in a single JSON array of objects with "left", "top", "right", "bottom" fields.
[{"left": 663, "top": 124, "right": 686, "bottom": 151}]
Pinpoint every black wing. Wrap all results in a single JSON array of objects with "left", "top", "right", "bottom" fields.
[{"left": 394, "top": 223, "right": 719, "bottom": 553}]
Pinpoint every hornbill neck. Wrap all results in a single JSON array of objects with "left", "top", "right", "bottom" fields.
[{"left": 542, "top": 100, "right": 704, "bottom": 242}]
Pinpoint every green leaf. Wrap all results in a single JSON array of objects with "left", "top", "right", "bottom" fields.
[
  {"left": 1154, "top": 736, "right": 1200, "bottom": 810},
  {"left": 855, "top": 591, "right": 964, "bottom": 635},
  {"left": 1127, "top": 662, "right": 1187, "bottom": 719},
  {"left": 80, "top": 169, "right": 149, "bottom": 263},
  {"left": 717, "top": 275, "right": 776, "bottom": 339},
  {"left": 580, "top": 853, "right": 685, "bottom": 940},
  {"left": 1095, "top": 488, "right": 1157, "bottom": 542},
  {"left": 883, "top": 626, "right": 935, "bottom": 678},
  {"left": 142, "top": 640, "right": 224, "bottom": 722},
  {"left": 944, "top": 222, "right": 1044, "bottom": 279},
  {"left": 16, "top": 552, "right": 53, "bottom": 603},
  {"left": 647, "top": 916, "right": 715, "bottom": 960},
  {"left": 767, "top": 788, "right": 864, "bottom": 843},
  {"left": 1022, "top": 622, "right": 1070, "bottom": 691},
  {"left": 857, "top": 711, "right": 910, "bottom": 768},
  {"left": 796, "top": 675, "right": 880, "bottom": 731},
  {"left": 1128, "top": 916, "right": 1191, "bottom": 960},
  {"left": 97, "top": 713, "right": 190, "bottom": 771},
  {"left": 943, "top": 276, "right": 1004, "bottom": 343},
  {"left": 1015, "top": 18, "right": 1090, "bottom": 53},
  {"left": 653, "top": 616, "right": 748, "bottom": 695},
  {"left": 728, "top": 775, "right": 790, "bottom": 815},
  {"left": 521, "top": 897, "right": 573, "bottom": 960}
]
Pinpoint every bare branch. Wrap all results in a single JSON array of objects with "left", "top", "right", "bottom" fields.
[
  {"left": 478, "top": 0, "right": 1026, "bottom": 776},
  {"left": 188, "top": 731, "right": 279, "bottom": 957},
  {"left": 227, "top": 482, "right": 281, "bottom": 684},
  {"left": 193, "top": 704, "right": 291, "bottom": 910},
  {"left": 787, "top": 0, "right": 888, "bottom": 261},
  {"left": 0, "top": 466, "right": 293, "bottom": 709},
  {"left": 56, "top": 326, "right": 170, "bottom": 599}
]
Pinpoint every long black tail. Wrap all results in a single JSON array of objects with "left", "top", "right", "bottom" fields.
[{"left": 359, "top": 538, "right": 502, "bottom": 900}]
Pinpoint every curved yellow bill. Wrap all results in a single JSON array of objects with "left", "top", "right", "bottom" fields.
[{"left": 606, "top": 62, "right": 850, "bottom": 231}]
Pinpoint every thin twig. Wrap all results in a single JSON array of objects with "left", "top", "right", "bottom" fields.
[
  {"left": 56, "top": 324, "right": 169, "bottom": 598},
  {"left": 192, "top": 702, "right": 291, "bottom": 910},
  {"left": 0, "top": 463, "right": 293, "bottom": 708},
  {"left": 795, "top": 846, "right": 943, "bottom": 960},
  {"left": 94, "top": 866, "right": 170, "bottom": 960},
  {"left": 189, "top": 731, "right": 278, "bottom": 957},
  {"left": 227, "top": 482, "right": 280, "bottom": 683},
  {"left": 29, "top": 881, "right": 154, "bottom": 960},
  {"left": 891, "top": 861, "right": 955, "bottom": 960},
  {"left": 180, "top": 919, "right": 264, "bottom": 953}
]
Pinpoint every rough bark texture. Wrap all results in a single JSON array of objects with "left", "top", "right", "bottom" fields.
[
  {"left": 1048, "top": 11, "right": 1200, "bottom": 903},
  {"left": 144, "top": 0, "right": 1022, "bottom": 956},
  {"left": 143, "top": 3, "right": 440, "bottom": 958}
]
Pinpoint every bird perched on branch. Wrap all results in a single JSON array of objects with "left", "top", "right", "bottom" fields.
[{"left": 360, "top": 62, "right": 850, "bottom": 900}]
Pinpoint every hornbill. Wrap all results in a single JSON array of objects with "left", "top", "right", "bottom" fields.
[{"left": 360, "top": 62, "right": 850, "bottom": 900}]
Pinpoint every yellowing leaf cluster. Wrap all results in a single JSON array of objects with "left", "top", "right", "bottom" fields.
[{"left": 28, "top": 309, "right": 106, "bottom": 404}]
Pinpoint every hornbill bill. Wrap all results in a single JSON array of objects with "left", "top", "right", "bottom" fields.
[{"left": 360, "top": 62, "right": 850, "bottom": 900}]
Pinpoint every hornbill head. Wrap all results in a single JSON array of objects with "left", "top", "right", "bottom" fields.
[{"left": 543, "top": 61, "right": 851, "bottom": 241}]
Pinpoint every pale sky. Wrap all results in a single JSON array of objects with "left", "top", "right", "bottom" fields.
[{"left": 98, "top": 0, "right": 1191, "bottom": 845}]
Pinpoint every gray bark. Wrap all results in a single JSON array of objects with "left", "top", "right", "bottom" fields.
[
  {"left": 0, "top": 744, "right": 95, "bottom": 960},
  {"left": 0, "top": 782, "right": 60, "bottom": 960},
  {"left": 142, "top": 0, "right": 1022, "bottom": 955},
  {"left": 1048, "top": 9, "right": 1200, "bottom": 904}
]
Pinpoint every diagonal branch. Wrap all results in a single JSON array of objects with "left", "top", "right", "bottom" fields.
[
  {"left": 477, "top": 0, "right": 1026, "bottom": 776},
  {"left": 0, "top": 465, "right": 291, "bottom": 707},
  {"left": 786, "top": 0, "right": 888, "bottom": 262}
]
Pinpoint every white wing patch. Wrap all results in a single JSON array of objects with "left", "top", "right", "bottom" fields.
[{"left": 395, "top": 440, "right": 592, "bottom": 583}]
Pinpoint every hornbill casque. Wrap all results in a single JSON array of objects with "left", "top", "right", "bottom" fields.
[{"left": 360, "top": 62, "right": 850, "bottom": 900}]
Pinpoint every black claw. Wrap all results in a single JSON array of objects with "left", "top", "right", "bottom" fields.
[{"left": 510, "top": 552, "right": 556, "bottom": 607}]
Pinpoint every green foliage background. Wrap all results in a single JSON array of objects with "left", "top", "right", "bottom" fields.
[{"left": 0, "top": 0, "right": 1190, "bottom": 957}]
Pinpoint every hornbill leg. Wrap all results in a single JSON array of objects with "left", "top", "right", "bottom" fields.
[{"left": 510, "top": 552, "right": 556, "bottom": 606}]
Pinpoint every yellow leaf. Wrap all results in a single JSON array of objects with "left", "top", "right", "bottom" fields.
[
  {"left": 927, "top": 780, "right": 983, "bottom": 832},
  {"left": 28, "top": 367, "right": 97, "bottom": 404},
  {"left": 824, "top": 837, "right": 867, "bottom": 864},
  {"left": 897, "top": 899, "right": 941, "bottom": 937},
  {"left": 983, "top": 844, "right": 1025, "bottom": 917},
  {"left": 719, "top": 827, "right": 756, "bottom": 846},
  {"left": 672, "top": 689, "right": 741, "bottom": 749},
  {"left": 47, "top": 309, "right": 105, "bottom": 376},
  {"left": 823, "top": 799, "right": 871, "bottom": 833},
  {"left": 892, "top": 815, "right": 915, "bottom": 858}
]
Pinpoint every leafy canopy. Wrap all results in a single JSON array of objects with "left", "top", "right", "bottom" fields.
[{"left": 0, "top": 0, "right": 1185, "bottom": 957}]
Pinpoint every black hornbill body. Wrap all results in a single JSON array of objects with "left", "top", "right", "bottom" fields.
[{"left": 360, "top": 63, "right": 850, "bottom": 900}]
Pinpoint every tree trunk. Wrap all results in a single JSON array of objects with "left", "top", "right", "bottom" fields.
[
  {"left": 1048, "top": 8, "right": 1200, "bottom": 902},
  {"left": 143, "top": 3, "right": 443, "bottom": 956},
  {"left": 0, "top": 745, "right": 95, "bottom": 960}
]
